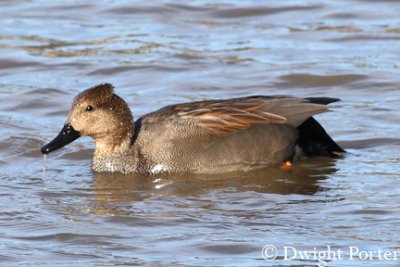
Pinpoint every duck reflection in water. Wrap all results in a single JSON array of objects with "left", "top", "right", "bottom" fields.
[{"left": 90, "top": 157, "right": 339, "bottom": 215}]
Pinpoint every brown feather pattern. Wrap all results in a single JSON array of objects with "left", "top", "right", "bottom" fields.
[{"left": 166, "top": 96, "right": 328, "bottom": 135}]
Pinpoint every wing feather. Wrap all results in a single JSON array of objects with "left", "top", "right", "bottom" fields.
[{"left": 159, "top": 96, "right": 330, "bottom": 135}]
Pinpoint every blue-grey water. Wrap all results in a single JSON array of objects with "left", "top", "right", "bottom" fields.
[{"left": 0, "top": 0, "right": 400, "bottom": 266}]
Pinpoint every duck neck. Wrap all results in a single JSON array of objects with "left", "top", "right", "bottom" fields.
[
  {"left": 92, "top": 124, "right": 139, "bottom": 173},
  {"left": 93, "top": 124, "right": 133, "bottom": 157}
]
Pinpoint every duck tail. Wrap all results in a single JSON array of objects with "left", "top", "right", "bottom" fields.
[
  {"left": 296, "top": 97, "right": 345, "bottom": 158},
  {"left": 305, "top": 97, "right": 341, "bottom": 105}
]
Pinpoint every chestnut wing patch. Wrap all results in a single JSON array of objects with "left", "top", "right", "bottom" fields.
[
  {"left": 186, "top": 107, "right": 286, "bottom": 135},
  {"left": 174, "top": 97, "right": 328, "bottom": 135}
]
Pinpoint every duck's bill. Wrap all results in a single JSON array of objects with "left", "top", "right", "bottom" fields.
[{"left": 41, "top": 123, "right": 80, "bottom": 154}]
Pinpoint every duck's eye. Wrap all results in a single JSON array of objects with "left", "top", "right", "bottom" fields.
[{"left": 85, "top": 105, "right": 94, "bottom": 112}]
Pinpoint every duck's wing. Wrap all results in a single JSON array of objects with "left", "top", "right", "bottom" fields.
[{"left": 159, "top": 96, "right": 330, "bottom": 135}]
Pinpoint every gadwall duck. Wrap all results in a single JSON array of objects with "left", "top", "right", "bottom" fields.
[{"left": 41, "top": 83, "right": 344, "bottom": 174}]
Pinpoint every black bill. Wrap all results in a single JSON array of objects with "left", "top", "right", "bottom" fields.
[{"left": 41, "top": 123, "right": 80, "bottom": 154}]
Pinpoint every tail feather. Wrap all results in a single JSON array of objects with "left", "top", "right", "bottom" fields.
[
  {"left": 305, "top": 97, "right": 341, "bottom": 105},
  {"left": 296, "top": 117, "right": 345, "bottom": 157}
]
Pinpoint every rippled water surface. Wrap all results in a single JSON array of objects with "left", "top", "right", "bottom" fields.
[{"left": 1, "top": 1, "right": 400, "bottom": 266}]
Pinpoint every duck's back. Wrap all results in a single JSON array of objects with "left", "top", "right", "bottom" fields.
[{"left": 131, "top": 96, "right": 336, "bottom": 173}]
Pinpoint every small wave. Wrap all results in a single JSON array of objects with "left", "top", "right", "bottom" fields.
[
  {"left": 210, "top": 5, "right": 323, "bottom": 19},
  {"left": 339, "top": 138, "right": 400, "bottom": 149}
]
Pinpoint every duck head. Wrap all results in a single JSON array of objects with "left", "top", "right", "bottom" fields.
[{"left": 41, "top": 83, "right": 134, "bottom": 155}]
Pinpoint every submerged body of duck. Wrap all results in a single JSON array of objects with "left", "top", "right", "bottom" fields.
[{"left": 41, "top": 83, "right": 344, "bottom": 174}]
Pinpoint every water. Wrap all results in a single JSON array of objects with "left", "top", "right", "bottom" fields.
[{"left": 1, "top": 0, "right": 400, "bottom": 266}]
